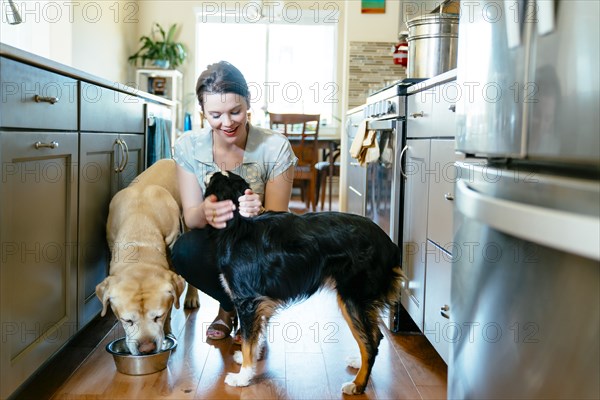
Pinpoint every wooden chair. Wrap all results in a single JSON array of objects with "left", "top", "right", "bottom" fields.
[
  {"left": 269, "top": 113, "right": 320, "bottom": 211},
  {"left": 314, "top": 148, "right": 340, "bottom": 210}
]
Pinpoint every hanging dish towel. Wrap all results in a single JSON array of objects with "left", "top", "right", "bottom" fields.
[{"left": 350, "top": 120, "right": 380, "bottom": 166}]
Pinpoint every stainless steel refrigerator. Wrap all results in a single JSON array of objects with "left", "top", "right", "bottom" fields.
[{"left": 450, "top": 0, "right": 599, "bottom": 398}]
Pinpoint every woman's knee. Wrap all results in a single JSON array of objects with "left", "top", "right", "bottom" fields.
[{"left": 171, "top": 229, "right": 211, "bottom": 275}]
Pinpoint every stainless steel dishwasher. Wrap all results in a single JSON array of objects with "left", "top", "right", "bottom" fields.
[{"left": 344, "top": 107, "right": 367, "bottom": 216}]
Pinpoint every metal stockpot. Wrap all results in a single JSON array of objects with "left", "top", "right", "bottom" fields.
[{"left": 406, "top": 13, "right": 459, "bottom": 79}]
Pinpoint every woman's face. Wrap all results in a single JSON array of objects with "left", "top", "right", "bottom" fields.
[{"left": 203, "top": 92, "right": 248, "bottom": 143}]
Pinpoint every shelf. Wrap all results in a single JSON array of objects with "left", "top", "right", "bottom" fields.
[{"left": 135, "top": 69, "right": 183, "bottom": 132}]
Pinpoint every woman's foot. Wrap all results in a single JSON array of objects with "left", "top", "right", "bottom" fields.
[{"left": 206, "top": 307, "right": 237, "bottom": 340}]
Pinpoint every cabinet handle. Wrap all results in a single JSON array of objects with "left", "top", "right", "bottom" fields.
[
  {"left": 34, "top": 141, "right": 59, "bottom": 149},
  {"left": 119, "top": 139, "right": 129, "bottom": 172},
  {"left": 440, "top": 304, "right": 450, "bottom": 319},
  {"left": 34, "top": 95, "right": 59, "bottom": 104},
  {"left": 448, "top": 104, "right": 456, "bottom": 113},
  {"left": 348, "top": 186, "right": 363, "bottom": 197},
  {"left": 113, "top": 139, "right": 122, "bottom": 173},
  {"left": 444, "top": 193, "right": 454, "bottom": 201},
  {"left": 410, "top": 111, "right": 424, "bottom": 118},
  {"left": 399, "top": 145, "right": 408, "bottom": 179}
]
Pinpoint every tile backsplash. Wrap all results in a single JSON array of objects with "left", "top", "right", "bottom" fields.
[{"left": 348, "top": 41, "right": 407, "bottom": 109}]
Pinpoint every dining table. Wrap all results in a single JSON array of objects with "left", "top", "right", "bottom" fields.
[{"left": 288, "top": 135, "right": 340, "bottom": 211}]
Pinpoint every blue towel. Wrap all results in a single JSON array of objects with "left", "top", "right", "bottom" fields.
[{"left": 148, "top": 117, "right": 172, "bottom": 166}]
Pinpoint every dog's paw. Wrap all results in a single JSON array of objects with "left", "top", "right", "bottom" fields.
[
  {"left": 224, "top": 366, "right": 254, "bottom": 387},
  {"left": 345, "top": 356, "right": 361, "bottom": 369},
  {"left": 184, "top": 288, "right": 200, "bottom": 309},
  {"left": 233, "top": 350, "right": 243, "bottom": 365},
  {"left": 341, "top": 381, "right": 365, "bottom": 395},
  {"left": 341, "top": 381, "right": 360, "bottom": 395},
  {"left": 225, "top": 372, "right": 250, "bottom": 387}
]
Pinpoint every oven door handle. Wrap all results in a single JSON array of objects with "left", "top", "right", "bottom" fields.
[{"left": 367, "top": 119, "right": 395, "bottom": 131}]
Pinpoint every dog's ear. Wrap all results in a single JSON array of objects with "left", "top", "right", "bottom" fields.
[
  {"left": 170, "top": 272, "right": 186, "bottom": 309},
  {"left": 95, "top": 276, "right": 113, "bottom": 317},
  {"left": 205, "top": 171, "right": 250, "bottom": 204}
]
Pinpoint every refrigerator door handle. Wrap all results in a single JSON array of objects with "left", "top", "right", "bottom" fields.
[{"left": 456, "top": 180, "right": 600, "bottom": 261}]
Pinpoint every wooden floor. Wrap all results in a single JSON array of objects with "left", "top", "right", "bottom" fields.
[{"left": 49, "top": 290, "right": 447, "bottom": 400}]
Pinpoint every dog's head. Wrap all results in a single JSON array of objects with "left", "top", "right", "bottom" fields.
[
  {"left": 95, "top": 268, "right": 185, "bottom": 355},
  {"left": 204, "top": 171, "right": 250, "bottom": 208}
]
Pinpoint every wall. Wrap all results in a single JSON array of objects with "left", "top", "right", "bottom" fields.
[
  {"left": 70, "top": 1, "right": 139, "bottom": 85},
  {"left": 0, "top": 0, "right": 138, "bottom": 84}
]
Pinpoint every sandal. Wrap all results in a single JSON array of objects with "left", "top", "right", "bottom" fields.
[{"left": 206, "top": 307, "right": 237, "bottom": 340}]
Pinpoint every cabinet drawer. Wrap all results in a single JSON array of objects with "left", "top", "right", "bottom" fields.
[
  {"left": 406, "top": 90, "right": 433, "bottom": 138},
  {"left": 80, "top": 83, "right": 144, "bottom": 133},
  {"left": 0, "top": 57, "right": 77, "bottom": 130},
  {"left": 427, "top": 139, "right": 458, "bottom": 253},
  {"left": 424, "top": 240, "right": 452, "bottom": 364},
  {"left": 430, "top": 81, "right": 458, "bottom": 137}
]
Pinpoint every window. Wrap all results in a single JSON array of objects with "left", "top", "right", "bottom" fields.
[{"left": 195, "top": 4, "right": 338, "bottom": 128}]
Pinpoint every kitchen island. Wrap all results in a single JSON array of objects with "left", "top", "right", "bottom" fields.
[{"left": 0, "top": 43, "right": 169, "bottom": 399}]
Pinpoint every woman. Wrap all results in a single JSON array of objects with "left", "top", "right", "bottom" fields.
[{"left": 171, "top": 61, "right": 297, "bottom": 341}]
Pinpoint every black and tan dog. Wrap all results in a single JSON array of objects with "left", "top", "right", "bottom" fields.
[{"left": 204, "top": 171, "right": 402, "bottom": 395}]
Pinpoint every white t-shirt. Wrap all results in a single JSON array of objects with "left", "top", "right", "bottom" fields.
[{"left": 173, "top": 124, "right": 297, "bottom": 202}]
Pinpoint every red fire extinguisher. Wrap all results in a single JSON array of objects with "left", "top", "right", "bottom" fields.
[{"left": 392, "top": 32, "right": 409, "bottom": 67}]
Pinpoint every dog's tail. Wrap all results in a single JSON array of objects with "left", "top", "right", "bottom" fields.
[{"left": 384, "top": 246, "right": 404, "bottom": 308}]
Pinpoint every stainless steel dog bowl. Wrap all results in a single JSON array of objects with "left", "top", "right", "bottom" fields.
[{"left": 106, "top": 335, "right": 177, "bottom": 375}]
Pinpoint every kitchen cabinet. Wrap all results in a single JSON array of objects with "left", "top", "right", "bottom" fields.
[
  {"left": 0, "top": 58, "right": 80, "bottom": 399},
  {"left": 400, "top": 139, "right": 430, "bottom": 330},
  {"left": 0, "top": 51, "right": 148, "bottom": 398},
  {"left": 423, "top": 139, "right": 458, "bottom": 363},
  {"left": 78, "top": 83, "right": 145, "bottom": 327},
  {"left": 402, "top": 78, "right": 458, "bottom": 360}
]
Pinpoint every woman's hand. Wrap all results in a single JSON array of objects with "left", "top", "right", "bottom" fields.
[
  {"left": 238, "top": 189, "right": 263, "bottom": 217},
  {"left": 205, "top": 194, "right": 235, "bottom": 229}
]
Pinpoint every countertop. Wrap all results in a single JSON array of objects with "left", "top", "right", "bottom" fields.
[
  {"left": 0, "top": 42, "right": 173, "bottom": 106},
  {"left": 407, "top": 69, "right": 458, "bottom": 94}
]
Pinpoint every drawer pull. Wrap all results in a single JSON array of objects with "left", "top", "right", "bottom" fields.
[
  {"left": 448, "top": 104, "right": 456, "bottom": 112},
  {"left": 34, "top": 95, "right": 59, "bottom": 104},
  {"left": 34, "top": 141, "right": 59, "bottom": 149},
  {"left": 444, "top": 193, "right": 454, "bottom": 201},
  {"left": 440, "top": 304, "right": 450, "bottom": 319},
  {"left": 410, "top": 111, "right": 424, "bottom": 118}
]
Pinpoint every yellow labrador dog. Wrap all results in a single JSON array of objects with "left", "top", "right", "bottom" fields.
[{"left": 96, "top": 159, "right": 199, "bottom": 355}]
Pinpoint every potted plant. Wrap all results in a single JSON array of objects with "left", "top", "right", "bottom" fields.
[{"left": 128, "top": 23, "right": 187, "bottom": 69}]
